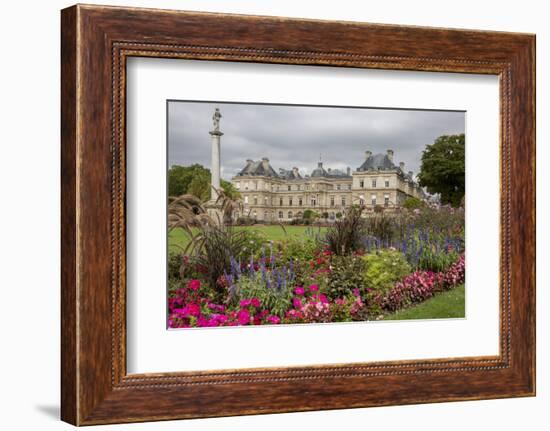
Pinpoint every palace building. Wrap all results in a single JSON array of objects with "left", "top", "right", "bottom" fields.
[
  {"left": 204, "top": 107, "right": 424, "bottom": 223},
  {"left": 231, "top": 149, "right": 425, "bottom": 222}
]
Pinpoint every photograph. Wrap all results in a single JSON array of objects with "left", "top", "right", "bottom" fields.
[{"left": 167, "top": 101, "right": 466, "bottom": 328}]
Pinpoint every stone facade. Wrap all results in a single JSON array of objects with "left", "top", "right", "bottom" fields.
[{"left": 231, "top": 150, "right": 424, "bottom": 222}]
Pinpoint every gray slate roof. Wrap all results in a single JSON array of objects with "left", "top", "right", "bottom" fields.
[
  {"left": 236, "top": 159, "right": 279, "bottom": 177},
  {"left": 278, "top": 168, "right": 303, "bottom": 180},
  {"left": 356, "top": 153, "right": 396, "bottom": 171},
  {"left": 311, "top": 162, "right": 351, "bottom": 178}
]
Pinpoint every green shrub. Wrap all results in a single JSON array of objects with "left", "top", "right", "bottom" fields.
[
  {"left": 232, "top": 271, "right": 294, "bottom": 317},
  {"left": 417, "top": 247, "right": 459, "bottom": 272},
  {"left": 326, "top": 255, "right": 366, "bottom": 299},
  {"left": 362, "top": 250, "right": 412, "bottom": 295},
  {"left": 403, "top": 197, "right": 424, "bottom": 210},
  {"left": 277, "top": 238, "right": 318, "bottom": 262},
  {"left": 168, "top": 253, "right": 183, "bottom": 282}
]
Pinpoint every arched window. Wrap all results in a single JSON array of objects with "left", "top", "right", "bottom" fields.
[
  {"left": 288, "top": 211, "right": 293, "bottom": 219},
  {"left": 278, "top": 211, "right": 283, "bottom": 219}
]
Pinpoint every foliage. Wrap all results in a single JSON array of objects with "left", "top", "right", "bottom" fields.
[
  {"left": 362, "top": 250, "right": 412, "bottom": 295},
  {"left": 324, "top": 205, "right": 366, "bottom": 255},
  {"left": 326, "top": 255, "right": 366, "bottom": 300},
  {"left": 363, "top": 213, "right": 395, "bottom": 242},
  {"left": 418, "top": 134, "right": 465, "bottom": 207},
  {"left": 186, "top": 227, "right": 264, "bottom": 300},
  {"left": 167, "top": 254, "right": 466, "bottom": 328},
  {"left": 226, "top": 255, "right": 296, "bottom": 317},
  {"left": 235, "top": 216, "right": 256, "bottom": 226},
  {"left": 402, "top": 197, "right": 424, "bottom": 210},
  {"left": 376, "top": 254, "right": 465, "bottom": 312},
  {"left": 384, "top": 284, "right": 465, "bottom": 320},
  {"left": 276, "top": 237, "right": 320, "bottom": 263},
  {"left": 303, "top": 209, "right": 318, "bottom": 220},
  {"left": 416, "top": 246, "right": 459, "bottom": 272},
  {"left": 231, "top": 271, "right": 294, "bottom": 318},
  {"left": 168, "top": 164, "right": 240, "bottom": 201}
]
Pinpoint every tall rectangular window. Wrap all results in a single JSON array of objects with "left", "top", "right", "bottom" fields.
[
  {"left": 371, "top": 194, "right": 377, "bottom": 206},
  {"left": 289, "top": 198, "right": 293, "bottom": 206},
  {"left": 279, "top": 198, "right": 283, "bottom": 206},
  {"left": 385, "top": 179, "right": 390, "bottom": 187},
  {"left": 330, "top": 196, "right": 335, "bottom": 207},
  {"left": 359, "top": 180, "right": 364, "bottom": 188},
  {"left": 341, "top": 196, "right": 346, "bottom": 206},
  {"left": 253, "top": 196, "right": 258, "bottom": 205},
  {"left": 372, "top": 179, "right": 377, "bottom": 188},
  {"left": 384, "top": 194, "right": 390, "bottom": 207}
]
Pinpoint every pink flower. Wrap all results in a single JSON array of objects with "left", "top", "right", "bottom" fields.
[
  {"left": 237, "top": 309, "right": 251, "bottom": 325},
  {"left": 187, "top": 279, "right": 201, "bottom": 291},
  {"left": 292, "top": 298, "right": 302, "bottom": 308},
  {"left": 295, "top": 286, "right": 305, "bottom": 295},
  {"left": 250, "top": 297, "right": 261, "bottom": 308},
  {"left": 186, "top": 303, "right": 201, "bottom": 317},
  {"left": 239, "top": 299, "right": 252, "bottom": 308},
  {"left": 319, "top": 294, "right": 329, "bottom": 304},
  {"left": 352, "top": 288, "right": 360, "bottom": 297},
  {"left": 267, "top": 315, "right": 281, "bottom": 324},
  {"left": 308, "top": 284, "right": 319, "bottom": 292}
]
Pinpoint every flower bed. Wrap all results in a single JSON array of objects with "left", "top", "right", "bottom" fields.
[{"left": 168, "top": 253, "right": 465, "bottom": 328}]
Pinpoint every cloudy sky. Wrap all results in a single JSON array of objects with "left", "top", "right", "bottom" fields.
[{"left": 168, "top": 101, "right": 464, "bottom": 180}]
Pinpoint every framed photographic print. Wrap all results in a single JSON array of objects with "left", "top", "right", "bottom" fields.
[{"left": 61, "top": 4, "right": 535, "bottom": 425}]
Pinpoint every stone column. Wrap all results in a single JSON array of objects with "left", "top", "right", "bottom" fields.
[{"left": 209, "top": 129, "right": 223, "bottom": 202}]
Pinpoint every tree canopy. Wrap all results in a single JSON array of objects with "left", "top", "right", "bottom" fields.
[
  {"left": 418, "top": 134, "right": 465, "bottom": 207},
  {"left": 168, "top": 164, "right": 240, "bottom": 201}
]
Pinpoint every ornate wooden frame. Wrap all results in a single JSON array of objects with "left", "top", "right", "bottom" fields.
[{"left": 61, "top": 4, "right": 536, "bottom": 425}]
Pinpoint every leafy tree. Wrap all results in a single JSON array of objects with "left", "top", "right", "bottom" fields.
[
  {"left": 168, "top": 164, "right": 240, "bottom": 201},
  {"left": 402, "top": 197, "right": 424, "bottom": 210},
  {"left": 418, "top": 134, "right": 465, "bottom": 207},
  {"left": 303, "top": 209, "right": 315, "bottom": 220}
]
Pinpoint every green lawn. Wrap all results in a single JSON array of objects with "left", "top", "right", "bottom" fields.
[
  {"left": 168, "top": 225, "right": 326, "bottom": 254},
  {"left": 384, "top": 284, "right": 465, "bottom": 320}
]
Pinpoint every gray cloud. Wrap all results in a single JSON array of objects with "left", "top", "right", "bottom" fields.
[{"left": 168, "top": 101, "right": 465, "bottom": 180}]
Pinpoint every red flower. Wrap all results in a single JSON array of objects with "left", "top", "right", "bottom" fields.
[{"left": 187, "top": 279, "right": 201, "bottom": 291}]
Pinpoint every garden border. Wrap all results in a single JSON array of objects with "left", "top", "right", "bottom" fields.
[{"left": 61, "top": 4, "right": 535, "bottom": 425}]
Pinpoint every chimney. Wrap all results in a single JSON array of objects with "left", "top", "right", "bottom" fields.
[
  {"left": 346, "top": 166, "right": 351, "bottom": 176},
  {"left": 365, "top": 150, "right": 372, "bottom": 159},
  {"left": 387, "top": 149, "right": 394, "bottom": 161},
  {"left": 318, "top": 161, "right": 323, "bottom": 168},
  {"left": 400, "top": 161, "right": 405, "bottom": 171},
  {"left": 261, "top": 157, "right": 270, "bottom": 167},
  {"left": 408, "top": 170, "right": 414, "bottom": 178},
  {"left": 246, "top": 159, "right": 253, "bottom": 164},
  {"left": 292, "top": 167, "right": 299, "bottom": 176}
]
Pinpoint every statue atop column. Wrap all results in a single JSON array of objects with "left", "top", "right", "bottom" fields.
[
  {"left": 212, "top": 108, "right": 222, "bottom": 132},
  {"left": 209, "top": 108, "right": 223, "bottom": 206}
]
